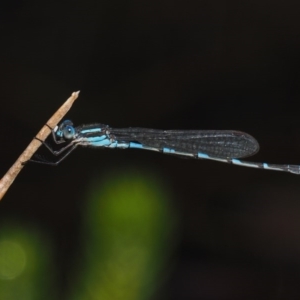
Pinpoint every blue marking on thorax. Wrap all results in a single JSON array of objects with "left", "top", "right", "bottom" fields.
[
  {"left": 197, "top": 152, "right": 210, "bottom": 159},
  {"left": 86, "top": 135, "right": 107, "bottom": 143},
  {"left": 81, "top": 128, "right": 102, "bottom": 134},
  {"left": 85, "top": 134, "right": 111, "bottom": 147},
  {"left": 89, "top": 138, "right": 111, "bottom": 147}
]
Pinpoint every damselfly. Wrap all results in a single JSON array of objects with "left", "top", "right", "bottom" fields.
[{"left": 30, "top": 120, "right": 300, "bottom": 174}]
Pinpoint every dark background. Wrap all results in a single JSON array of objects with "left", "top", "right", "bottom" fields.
[{"left": 1, "top": 0, "right": 300, "bottom": 299}]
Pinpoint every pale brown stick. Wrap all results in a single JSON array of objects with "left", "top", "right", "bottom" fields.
[{"left": 0, "top": 91, "right": 80, "bottom": 201}]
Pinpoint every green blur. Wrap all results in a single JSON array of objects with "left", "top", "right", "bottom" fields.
[
  {"left": 0, "top": 168, "right": 176, "bottom": 299},
  {"left": 72, "top": 169, "right": 176, "bottom": 300},
  {"left": 0, "top": 224, "right": 56, "bottom": 300}
]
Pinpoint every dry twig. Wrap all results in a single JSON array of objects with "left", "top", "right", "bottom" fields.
[{"left": 0, "top": 91, "right": 80, "bottom": 201}]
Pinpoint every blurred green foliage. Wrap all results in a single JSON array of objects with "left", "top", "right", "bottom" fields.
[
  {"left": 72, "top": 169, "right": 176, "bottom": 300},
  {"left": 0, "top": 168, "right": 176, "bottom": 299},
  {"left": 0, "top": 223, "right": 56, "bottom": 300}
]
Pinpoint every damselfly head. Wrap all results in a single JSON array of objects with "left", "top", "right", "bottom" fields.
[{"left": 57, "top": 120, "right": 76, "bottom": 140}]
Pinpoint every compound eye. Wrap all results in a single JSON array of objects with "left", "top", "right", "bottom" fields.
[{"left": 63, "top": 125, "right": 75, "bottom": 139}]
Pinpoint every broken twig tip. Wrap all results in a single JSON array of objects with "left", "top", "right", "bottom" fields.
[{"left": 0, "top": 91, "right": 79, "bottom": 201}]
